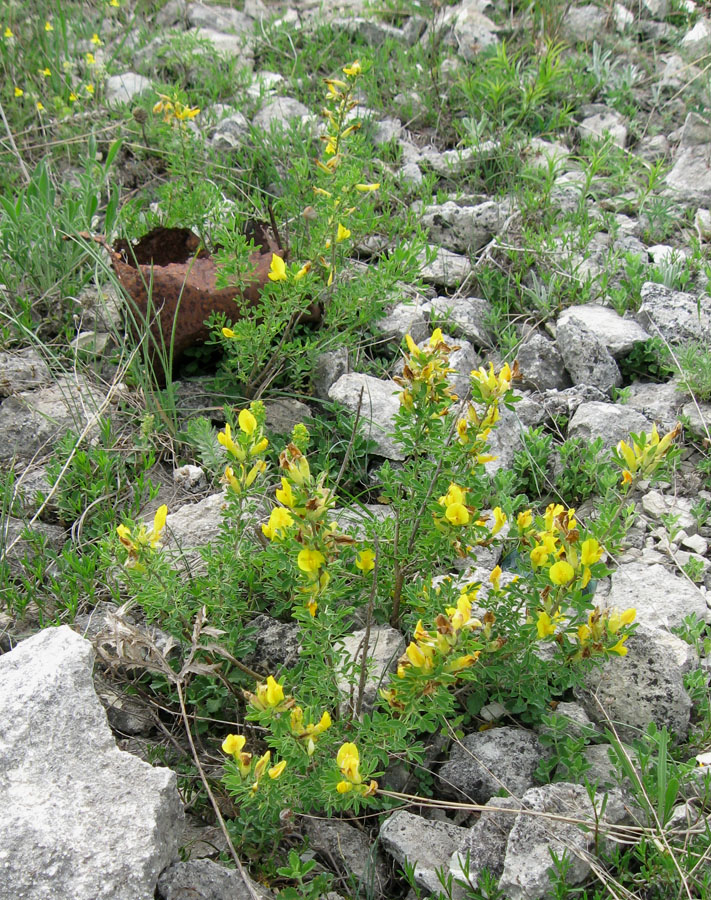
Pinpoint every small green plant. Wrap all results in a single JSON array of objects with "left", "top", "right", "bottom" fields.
[
  {"left": 676, "top": 340, "right": 711, "bottom": 402},
  {"left": 682, "top": 556, "right": 706, "bottom": 584},
  {"left": 510, "top": 426, "right": 553, "bottom": 499},
  {"left": 276, "top": 850, "right": 334, "bottom": 900}
]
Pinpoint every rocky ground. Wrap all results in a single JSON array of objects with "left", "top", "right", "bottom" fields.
[{"left": 2, "top": 0, "right": 711, "bottom": 898}]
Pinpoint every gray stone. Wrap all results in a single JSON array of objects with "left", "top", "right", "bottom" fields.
[
  {"left": 0, "top": 376, "right": 106, "bottom": 466},
  {"left": 450, "top": 796, "right": 519, "bottom": 884},
  {"left": 164, "top": 492, "right": 230, "bottom": 553},
  {"left": 243, "top": 614, "right": 300, "bottom": 672},
  {"left": 526, "top": 138, "right": 569, "bottom": 172},
  {"left": 157, "top": 859, "right": 272, "bottom": 900},
  {"left": 576, "top": 624, "right": 692, "bottom": 743},
  {"left": 94, "top": 676, "right": 154, "bottom": 736},
  {"left": 638, "top": 282, "right": 711, "bottom": 345},
  {"left": 312, "top": 347, "right": 349, "bottom": 401},
  {"left": 303, "top": 818, "right": 389, "bottom": 895},
  {"left": 70, "top": 331, "right": 111, "bottom": 356},
  {"left": 642, "top": 0, "right": 669, "bottom": 17},
  {"left": 419, "top": 246, "right": 473, "bottom": 288},
  {"left": 0, "top": 348, "right": 51, "bottom": 397},
  {"left": 187, "top": 2, "right": 253, "bottom": 35},
  {"left": 245, "top": 71, "right": 284, "bottom": 100},
  {"left": 556, "top": 319, "right": 622, "bottom": 393},
  {"left": 372, "top": 117, "right": 402, "bottom": 145},
  {"left": 641, "top": 490, "right": 696, "bottom": 533},
  {"left": 334, "top": 16, "right": 405, "bottom": 45},
  {"left": 105, "top": 72, "right": 152, "bottom": 105},
  {"left": 418, "top": 200, "right": 510, "bottom": 254},
  {"left": 155, "top": 0, "right": 188, "bottom": 27},
  {"left": 579, "top": 109, "right": 628, "bottom": 148},
  {"left": 624, "top": 380, "right": 687, "bottom": 432},
  {"left": 392, "top": 90, "right": 426, "bottom": 123},
  {"left": 253, "top": 97, "right": 313, "bottom": 132},
  {"left": 424, "top": 296, "right": 493, "bottom": 347},
  {"left": 448, "top": 339, "right": 482, "bottom": 399},
  {"left": 337, "top": 625, "right": 405, "bottom": 714},
  {"left": 377, "top": 303, "right": 430, "bottom": 345},
  {"left": 75, "top": 283, "right": 123, "bottom": 332},
  {"left": 0, "top": 627, "right": 182, "bottom": 900},
  {"left": 613, "top": 3, "right": 634, "bottom": 31},
  {"left": 188, "top": 27, "right": 253, "bottom": 60},
  {"left": 264, "top": 398, "right": 312, "bottom": 435},
  {"left": 516, "top": 332, "right": 570, "bottom": 392},
  {"left": 562, "top": 4, "right": 608, "bottom": 41},
  {"left": 439, "top": 726, "right": 546, "bottom": 803},
  {"left": 435, "top": 2, "right": 499, "bottom": 60},
  {"left": 604, "top": 562, "right": 709, "bottom": 630},
  {"left": 399, "top": 162, "right": 423, "bottom": 186},
  {"left": 637, "top": 134, "right": 670, "bottom": 161},
  {"left": 557, "top": 305, "right": 650, "bottom": 358},
  {"left": 2, "top": 517, "right": 65, "bottom": 579},
  {"left": 681, "top": 399, "right": 711, "bottom": 437},
  {"left": 498, "top": 783, "right": 628, "bottom": 900},
  {"left": 328, "top": 373, "right": 404, "bottom": 460},
  {"left": 680, "top": 17, "right": 711, "bottom": 58},
  {"left": 567, "top": 401, "right": 652, "bottom": 447},
  {"left": 484, "top": 395, "right": 546, "bottom": 476},
  {"left": 210, "top": 112, "right": 249, "bottom": 149},
  {"left": 380, "top": 810, "right": 468, "bottom": 895},
  {"left": 174, "top": 464, "right": 207, "bottom": 493}
]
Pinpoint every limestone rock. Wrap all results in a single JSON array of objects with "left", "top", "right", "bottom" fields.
[
  {"left": 439, "top": 726, "right": 546, "bottom": 803},
  {"left": 418, "top": 200, "right": 510, "bottom": 254},
  {"left": 0, "top": 348, "right": 52, "bottom": 397},
  {"left": 0, "top": 626, "right": 182, "bottom": 900},
  {"left": 579, "top": 109, "right": 628, "bottom": 148},
  {"left": 567, "top": 401, "right": 652, "bottom": 447},
  {"left": 419, "top": 246, "right": 473, "bottom": 288},
  {"left": 557, "top": 305, "right": 650, "bottom": 358},
  {"left": 516, "top": 332, "right": 570, "bottom": 392},
  {"left": 638, "top": 282, "right": 711, "bottom": 345},
  {"left": 450, "top": 796, "right": 519, "bottom": 884},
  {"left": 303, "top": 818, "right": 389, "bottom": 894},
  {"left": 380, "top": 810, "right": 468, "bottom": 894},
  {"left": 253, "top": 97, "right": 313, "bottom": 132},
  {"left": 157, "top": 859, "right": 272, "bottom": 900},
  {"left": 576, "top": 624, "right": 692, "bottom": 743},
  {"left": 337, "top": 625, "right": 405, "bottom": 714},
  {"left": 604, "top": 562, "right": 709, "bottom": 630},
  {"left": 0, "top": 376, "right": 106, "bottom": 466},
  {"left": 556, "top": 318, "right": 622, "bottom": 393},
  {"left": 328, "top": 373, "right": 404, "bottom": 460},
  {"left": 424, "top": 296, "right": 494, "bottom": 347},
  {"left": 105, "top": 72, "right": 152, "bottom": 105}
]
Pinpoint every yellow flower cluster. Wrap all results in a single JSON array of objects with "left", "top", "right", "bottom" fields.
[
  {"left": 382, "top": 590, "right": 489, "bottom": 710},
  {"left": 116, "top": 505, "right": 168, "bottom": 568},
  {"left": 289, "top": 706, "right": 332, "bottom": 755},
  {"left": 614, "top": 423, "right": 681, "bottom": 487},
  {"left": 456, "top": 362, "right": 520, "bottom": 466},
  {"left": 576, "top": 606, "right": 636, "bottom": 658},
  {"left": 222, "top": 734, "right": 286, "bottom": 792},
  {"left": 395, "top": 329, "right": 459, "bottom": 413},
  {"left": 521, "top": 504, "right": 604, "bottom": 591},
  {"left": 152, "top": 92, "right": 200, "bottom": 125},
  {"left": 261, "top": 439, "right": 355, "bottom": 614},
  {"left": 335, "top": 742, "right": 377, "bottom": 796},
  {"left": 218, "top": 405, "right": 268, "bottom": 495},
  {"left": 245, "top": 675, "right": 289, "bottom": 711}
]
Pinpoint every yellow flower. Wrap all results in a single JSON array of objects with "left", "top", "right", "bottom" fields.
[
  {"left": 530, "top": 545, "right": 549, "bottom": 568},
  {"left": 336, "top": 223, "right": 351, "bottom": 243},
  {"left": 268, "top": 253, "right": 287, "bottom": 282},
  {"left": 355, "top": 182, "right": 380, "bottom": 192},
  {"left": 491, "top": 507, "right": 507, "bottom": 535},
  {"left": 69, "top": 92, "right": 78, "bottom": 102},
  {"left": 150, "top": 505, "right": 168, "bottom": 546},
  {"left": 14, "top": 86, "right": 23, "bottom": 97},
  {"left": 336, "top": 780, "right": 353, "bottom": 793},
  {"left": 307, "top": 599, "right": 318, "bottom": 617},
  {"left": 40, "top": 67, "right": 51, "bottom": 76},
  {"left": 245, "top": 460, "right": 266, "bottom": 488},
  {"left": 85, "top": 53, "right": 96, "bottom": 65},
  {"left": 85, "top": 83, "right": 94, "bottom": 95},
  {"left": 268, "top": 759, "right": 287, "bottom": 779},
  {"left": 238, "top": 407, "right": 257, "bottom": 435},
  {"left": 536, "top": 611, "right": 557, "bottom": 639},
  {"left": 297, "top": 547, "right": 325, "bottom": 574},
  {"left": 607, "top": 607, "right": 636, "bottom": 634},
  {"left": 91, "top": 33, "right": 103, "bottom": 45},
  {"left": 4, "top": 27, "right": 14, "bottom": 38},
  {"left": 489, "top": 565, "right": 502, "bottom": 591},
  {"left": 275, "top": 478, "right": 294, "bottom": 508},
  {"left": 607, "top": 636, "right": 629, "bottom": 656},
  {"left": 580, "top": 538, "right": 603, "bottom": 567},
  {"left": 517, "top": 509, "right": 533, "bottom": 530},
  {"left": 174, "top": 102, "right": 200, "bottom": 120},
  {"left": 440, "top": 483, "right": 466, "bottom": 507},
  {"left": 337, "top": 742, "right": 361, "bottom": 783},
  {"left": 262, "top": 506, "right": 294, "bottom": 540},
  {"left": 254, "top": 750, "right": 271, "bottom": 781},
  {"left": 549, "top": 559, "right": 574, "bottom": 585},
  {"left": 343, "top": 61, "right": 362, "bottom": 76},
  {"left": 110, "top": 0, "right": 120, "bottom": 6},
  {"left": 252, "top": 675, "right": 285, "bottom": 709},
  {"left": 294, "top": 262, "right": 311, "bottom": 280},
  {"left": 222, "top": 734, "right": 246, "bottom": 756},
  {"left": 445, "top": 502, "right": 470, "bottom": 526},
  {"left": 45, "top": 21, "right": 53, "bottom": 31},
  {"left": 355, "top": 548, "right": 375, "bottom": 573},
  {"left": 221, "top": 327, "right": 236, "bottom": 338},
  {"left": 218, "top": 423, "right": 245, "bottom": 461}
]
